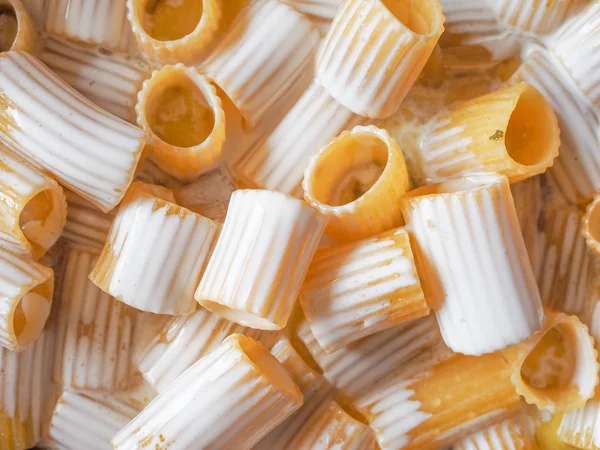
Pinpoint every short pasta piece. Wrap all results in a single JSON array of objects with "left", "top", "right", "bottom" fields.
[
  {"left": 511, "top": 176, "right": 542, "bottom": 272},
  {"left": 136, "top": 64, "right": 225, "bottom": 181},
  {"left": 54, "top": 246, "right": 135, "bottom": 391},
  {"left": 196, "top": 189, "right": 326, "bottom": 331},
  {"left": 112, "top": 334, "right": 303, "bottom": 450},
  {"left": 419, "top": 82, "right": 560, "bottom": 183},
  {"left": 400, "top": 174, "right": 544, "bottom": 355},
  {"left": 489, "top": 0, "right": 583, "bottom": 35},
  {"left": 454, "top": 414, "right": 536, "bottom": 450},
  {"left": 303, "top": 125, "right": 410, "bottom": 242},
  {"left": 559, "top": 393, "right": 600, "bottom": 449},
  {"left": 281, "top": 0, "right": 341, "bottom": 21},
  {"left": 90, "top": 182, "right": 220, "bottom": 315},
  {"left": 301, "top": 227, "right": 428, "bottom": 352},
  {"left": 535, "top": 413, "right": 576, "bottom": 450},
  {"left": 583, "top": 195, "right": 600, "bottom": 257},
  {"left": 0, "top": 248, "right": 53, "bottom": 352},
  {"left": 0, "top": 0, "right": 35, "bottom": 53},
  {"left": 0, "top": 147, "right": 66, "bottom": 260},
  {"left": 201, "top": 0, "right": 319, "bottom": 129},
  {"left": 316, "top": 0, "right": 445, "bottom": 118},
  {"left": 0, "top": 51, "right": 146, "bottom": 212}
]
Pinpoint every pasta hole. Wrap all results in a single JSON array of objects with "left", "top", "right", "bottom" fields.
[
  {"left": 20, "top": 190, "right": 62, "bottom": 258},
  {"left": 143, "top": 0, "right": 203, "bottom": 41},
  {"left": 12, "top": 288, "right": 51, "bottom": 348},
  {"left": 380, "top": 0, "right": 441, "bottom": 35},
  {"left": 0, "top": 7, "right": 18, "bottom": 52}
]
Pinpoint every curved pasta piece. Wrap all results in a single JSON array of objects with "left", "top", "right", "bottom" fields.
[
  {"left": 489, "top": 0, "right": 583, "bottom": 35},
  {"left": 0, "top": 51, "right": 146, "bottom": 212},
  {"left": 112, "top": 334, "right": 303, "bottom": 450},
  {"left": 0, "top": 147, "right": 66, "bottom": 260},
  {"left": 61, "top": 190, "right": 114, "bottom": 252},
  {"left": 303, "top": 125, "right": 410, "bottom": 242},
  {"left": 233, "top": 82, "right": 364, "bottom": 197},
  {"left": 400, "top": 174, "right": 544, "bottom": 355},
  {"left": 454, "top": 414, "right": 536, "bottom": 450},
  {"left": 196, "top": 189, "right": 326, "bottom": 331},
  {"left": 0, "top": 0, "right": 35, "bottom": 53},
  {"left": 301, "top": 227, "right": 428, "bottom": 352},
  {"left": 316, "top": 0, "right": 445, "bottom": 118},
  {"left": 559, "top": 394, "right": 600, "bottom": 449},
  {"left": 202, "top": 0, "right": 319, "bottom": 129},
  {"left": 127, "top": 0, "right": 219, "bottom": 63},
  {"left": 90, "top": 183, "right": 220, "bottom": 315},
  {"left": 136, "top": 64, "right": 225, "bottom": 181},
  {"left": 419, "top": 82, "right": 559, "bottom": 183},
  {"left": 53, "top": 246, "right": 135, "bottom": 391},
  {"left": 0, "top": 248, "right": 53, "bottom": 352},
  {"left": 583, "top": 195, "right": 600, "bottom": 257}
]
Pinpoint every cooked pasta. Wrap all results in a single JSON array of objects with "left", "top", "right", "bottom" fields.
[
  {"left": 511, "top": 176, "right": 542, "bottom": 272},
  {"left": 303, "top": 125, "right": 410, "bottom": 242},
  {"left": 136, "top": 64, "right": 225, "bottom": 181},
  {"left": 281, "top": 0, "right": 342, "bottom": 32},
  {"left": 0, "top": 0, "right": 35, "bottom": 53},
  {"left": 90, "top": 182, "right": 220, "bottom": 315},
  {"left": 201, "top": 0, "right": 319, "bottom": 129},
  {"left": 454, "top": 414, "right": 537, "bottom": 450},
  {"left": 301, "top": 227, "right": 428, "bottom": 352},
  {"left": 0, "top": 146, "right": 66, "bottom": 260},
  {"left": 196, "top": 189, "right": 326, "bottom": 331},
  {"left": 316, "top": 0, "right": 445, "bottom": 118},
  {"left": 112, "top": 334, "right": 303, "bottom": 450},
  {"left": 0, "top": 51, "right": 146, "bottom": 212},
  {"left": 419, "top": 83, "right": 560, "bottom": 183},
  {"left": 489, "top": 0, "right": 583, "bottom": 35},
  {"left": 559, "top": 394, "right": 600, "bottom": 449},
  {"left": 400, "top": 174, "right": 544, "bottom": 355},
  {"left": 583, "top": 195, "right": 600, "bottom": 256}
]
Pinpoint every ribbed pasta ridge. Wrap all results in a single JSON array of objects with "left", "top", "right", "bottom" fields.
[
  {"left": 282, "top": 0, "right": 341, "bottom": 20},
  {"left": 234, "top": 82, "right": 363, "bottom": 197},
  {"left": 490, "top": 0, "right": 578, "bottom": 34},
  {"left": 0, "top": 52, "right": 146, "bottom": 212},
  {"left": 454, "top": 416, "right": 533, "bottom": 450},
  {"left": 39, "top": 37, "right": 151, "bottom": 123},
  {"left": 53, "top": 247, "right": 134, "bottom": 391},
  {"left": 61, "top": 190, "right": 114, "bottom": 252},
  {"left": 559, "top": 395, "right": 600, "bottom": 449},
  {"left": 112, "top": 335, "right": 303, "bottom": 450},
  {"left": 202, "top": 0, "right": 320, "bottom": 128}
]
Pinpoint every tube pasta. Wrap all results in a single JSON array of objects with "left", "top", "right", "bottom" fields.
[
  {"left": 356, "top": 351, "right": 522, "bottom": 450},
  {"left": 511, "top": 46, "right": 600, "bottom": 205},
  {"left": 39, "top": 37, "right": 151, "bottom": 123},
  {"left": 112, "top": 334, "right": 303, "bottom": 450},
  {"left": 511, "top": 177, "right": 542, "bottom": 273},
  {"left": 233, "top": 82, "right": 364, "bottom": 197},
  {"left": 315, "top": 0, "right": 445, "bottom": 118},
  {"left": 196, "top": 189, "right": 326, "bottom": 331},
  {"left": 454, "top": 414, "right": 537, "bottom": 450},
  {"left": 61, "top": 190, "right": 114, "bottom": 252},
  {"left": 489, "top": 0, "right": 582, "bottom": 35},
  {"left": 303, "top": 125, "right": 410, "bottom": 242},
  {"left": 301, "top": 227, "right": 428, "bottom": 352},
  {"left": 281, "top": 0, "right": 341, "bottom": 21},
  {"left": 0, "top": 0, "right": 36, "bottom": 53},
  {"left": 136, "top": 64, "right": 225, "bottom": 181},
  {"left": 202, "top": 0, "right": 319, "bottom": 129},
  {"left": 0, "top": 51, "right": 146, "bottom": 212},
  {"left": 0, "top": 248, "right": 53, "bottom": 352},
  {"left": 90, "top": 183, "right": 220, "bottom": 315},
  {"left": 400, "top": 174, "right": 543, "bottom": 355},
  {"left": 419, "top": 83, "right": 559, "bottom": 183},
  {"left": 0, "top": 147, "right": 66, "bottom": 260},
  {"left": 54, "top": 246, "right": 135, "bottom": 391},
  {"left": 559, "top": 394, "right": 600, "bottom": 449},
  {"left": 583, "top": 195, "right": 600, "bottom": 257},
  {"left": 48, "top": 390, "right": 139, "bottom": 450}
]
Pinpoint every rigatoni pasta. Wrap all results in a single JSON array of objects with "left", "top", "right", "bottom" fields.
[
  {"left": 559, "top": 394, "right": 600, "bottom": 449},
  {"left": 583, "top": 195, "right": 600, "bottom": 257},
  {"left": 454, "top": 414, "right": 537, "bottom": 450},
  {"left": 489, "top": 0, "right": 582, "bottom": 35},
  {"left": 0, "top": 0, "right": 36, "bottom": 53}
]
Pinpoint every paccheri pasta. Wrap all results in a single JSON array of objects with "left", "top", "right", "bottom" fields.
[{"left": 0, "top": 1, "right": 599, "bottom": 449}]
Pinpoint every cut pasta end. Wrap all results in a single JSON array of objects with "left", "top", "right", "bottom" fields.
[
  {"left": 12, "top": 281, "right": 52, "bottom": 350},
  {"left": 0, "top": 5, "right": 17, "bottom": 52},
  {"left": 380, "top": 0, "right": 444, "bottom": 36}
]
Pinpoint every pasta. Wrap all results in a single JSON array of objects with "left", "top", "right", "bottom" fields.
[
  {"left": 0, "top": 0, "right": 36, "bottom": 53},
  {"left": 454, "top": 414, "right": 537, "bottom": 450},
  {"left": 201, "top": 0, "right": 319, "bottom": 129},
  {"left": 0, "top": 146, "right": 66, "bottom": 260},
  {"left": 419, "top": 82, "right": 560, "bottom": 183},
  {"left": 300, "top": 227, "right": 428, "bottom": 352},
  {"left": 136, "top": 64, "right": 225, "bottom": 181},
  {"left": 281, "top": 0, "right": 342, "bottom": 33},
  {"left": 303, "top": 125, "right": 410, "bottom": 242},
  {"left": 112, "top": 334, "right": 303, "bottom": 450},
  {"left": 0, "top": 248, "right": 53, "bottom": 352},
  {"left": 511, "top": 176, "right": 542, "bottom": 272},
  {"left": 0, "top": 51, "right": 146, "bottom": 212},
  {"left": 583, "top": 195, "right": 600, "bottom": 257},
  {"left": 90, "top": 182, "right": 220, "bottom": 315},
  {"left": 559, "top": 394, "right": 600, "bottom": 449},
  {"left": 196, "top": 189, "right": 326, "bottom": 331},
  {"left": 400, "top": 174, "right": 544, "bottom": 355},
  {"left": 316, "top": 0, "right": 445, "bottom": 118}
]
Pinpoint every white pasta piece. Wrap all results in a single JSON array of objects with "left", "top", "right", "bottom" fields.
[
  {"left": 112, "top": 334, "right": 303, "bottom": 450},
  {"left": 301, "top": 227, "right": 428, "bottom": 352},
  {"left": 137, "top": 307, "right": 260, "bottom": 392},
  {"left": 47, "top": 390, "right": 139, "bottom": 450},
  {"left": 511, "top": 46, "right": 600, "bottom": 204},
  {"left": 401, "top": 174, "right": 544, "bottom": 355},
  {"left": 0, "top": 0, "right": 36, "bottom": 53},
  {"left": 201, "top": 0, "right": 320, "bottom": 128},
  {"left": 316, "top": 0, "right": 445, "bottom": 118},
  {"left": 0, "top": 146, "right": 66, "bottom": 260},
  {"left": 233, "top": 82, "right": 363, "bottom": 197},
  {"left": 130, "top": 310, "right": 169, "bottom": 366},
  {"left": 61, "top": 190, "right": 114, "bottom": 252},
  {"left": 44, "top": 0, "right": 137, "bottom": 52},
  {"left": 0, "top": 51, "right": 146, "bottom": 212},
  {"left": 560, "top": 394, "right": 600, "bottom": 449},
  {"left": 281, "top": 0, "right": 341, "bottom": 21},
  {"left": 39, "top": 37, "right": 151, "bottom": 123},
  {"left": 90, "top": 183, "right": 220, "bottom": 315},
  {"left": 196, "top": 189, "right": 326, "bottom": 331},
  {"left": 454, "top": 414, "right": 536, "bottom": 450},
  {"left": 511, "top": 177, "right": 542, "bottom": 274},
  {"left": 53, "top": 246, "right": 135, "bottom": 391},
  {"left": 0, "top": 248, "right": 53, "bottom": 352},
  {"left": 114, "top": 372, "right": 158, "bottom": 410}
]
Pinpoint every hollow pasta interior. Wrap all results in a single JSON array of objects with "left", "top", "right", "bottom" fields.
[
  {"left": 142, "top": 0, "right": 204, "bottom": 41},
  {"left": 19, "top": 190, "right": 62, "bottom": 257},
  {"left": 12, "top": 280, "right": 52, "bottom": 349},
  {"left": 0, "top": 6, "right": 17, "bottom": 52},
  {"left": 380, "top": 0, "right": 442, "bottom": 35},
  {"left": 586, "top": 200, "right": 600, "bottom": 244}
]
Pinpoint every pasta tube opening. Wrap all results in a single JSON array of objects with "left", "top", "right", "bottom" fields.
[
  {"left": 142, "top": 0, "right": 203, "bottom": 41},
  {"left": 19, "top": 189, "right": 64, "bottom": 259},
  {"left": 381, "top": 0, "right": 443, "bottom": 35},
  {"left": 583, "top": 196, "right": 600, "bottom": 256},
  {"left": 11, "top": 277, "right": 52, "bottom": 349},
  {"left": 0, "top": 6, "right": 17, "bottom": 52}
]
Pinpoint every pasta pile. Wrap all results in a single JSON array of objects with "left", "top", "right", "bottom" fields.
[{"left": 1, "top": 0, "right": 600, "bottom": 449}]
